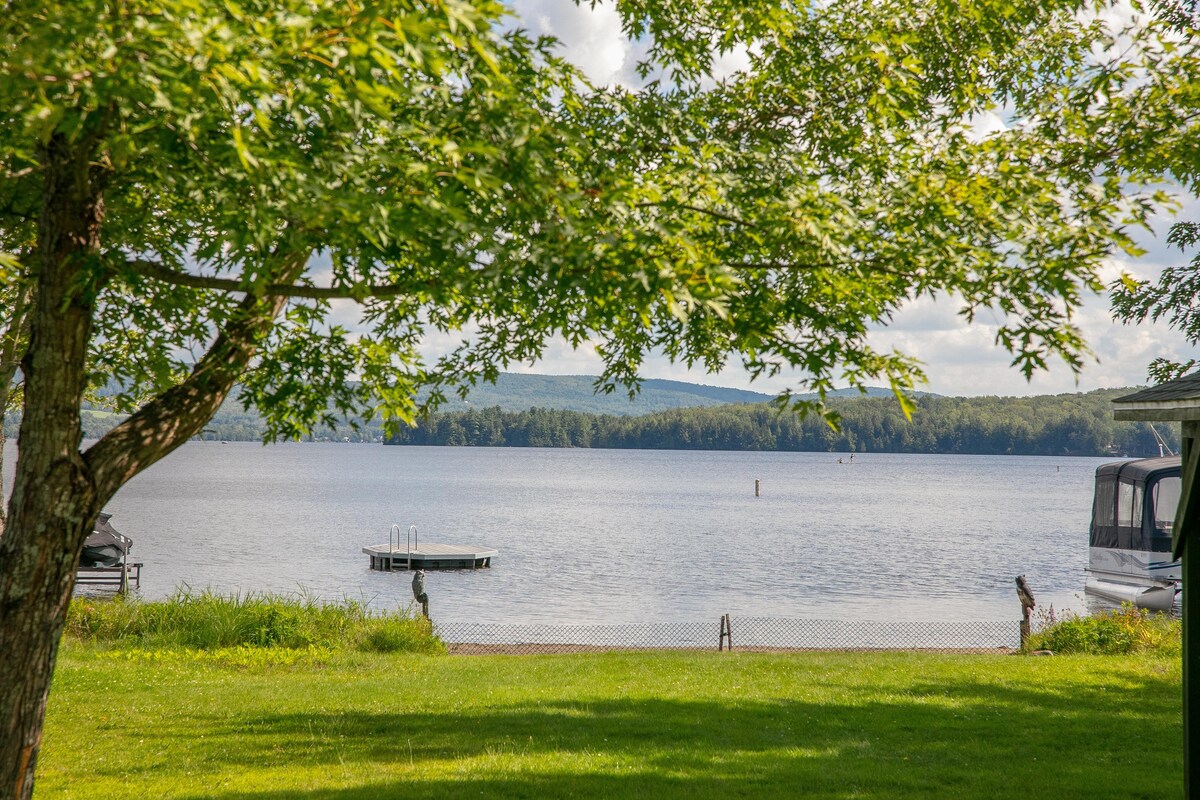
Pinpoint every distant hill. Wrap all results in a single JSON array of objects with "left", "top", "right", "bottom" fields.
[
  {"left": 433, "top": 374, "right": 773, "bottom": 416},
  {"left": 429, "top": 373, "right": 929, "bottom": 416}
]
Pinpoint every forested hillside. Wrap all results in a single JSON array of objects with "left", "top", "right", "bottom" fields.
[
  {"left": 385, "top": 388, "right": 1176, "bottom": 458},
  {"left": 431, "top": 374, "right": 778, "bottom": 414},
  {"left": 3, "top": 384, "right": 1173, "bottom": 458}
]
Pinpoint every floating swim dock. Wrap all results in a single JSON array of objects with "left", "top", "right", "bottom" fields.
[{"left": 364, "top": 525, "right": 497, "bottom": 571}]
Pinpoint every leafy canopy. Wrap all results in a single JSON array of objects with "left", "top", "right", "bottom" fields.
[
  {"left": 0, "top": 0, "right": 1160, "bottom": 440},
  {"left": 1063, "top": 2, "right": 1200, "bottom": 381}
]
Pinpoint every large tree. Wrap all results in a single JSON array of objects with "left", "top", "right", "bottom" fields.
[{"left": 0, "top": 0, "right": 1159, "bottom": 796}]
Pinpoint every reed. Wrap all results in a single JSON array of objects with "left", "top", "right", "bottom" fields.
[
  {"left": 1026, "top": 603, "right": 1181, "bottom": 655},
  {"left": 64, "top": 589, "right": 443, "bottom": 654}
]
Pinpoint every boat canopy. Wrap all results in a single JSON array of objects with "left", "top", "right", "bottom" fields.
[
  {"left": 1090, "top": 456, "right": 1181, "bottom": 552},
  {"left": 79, "top": 513, "right": 133, "bottom": 568}
]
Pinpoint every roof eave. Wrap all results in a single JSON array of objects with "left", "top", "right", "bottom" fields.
[{"left": 1113, "top": 401, "right": 1200, "bottom": 422}]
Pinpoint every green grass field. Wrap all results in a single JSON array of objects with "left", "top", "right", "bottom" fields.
[{"left": 38, "top": 647, "right": 1182, "bottom": 799}]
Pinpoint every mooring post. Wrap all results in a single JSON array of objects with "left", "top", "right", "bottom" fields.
[{"left": 755, "top": 479, "right": 760, "bottom": 497}]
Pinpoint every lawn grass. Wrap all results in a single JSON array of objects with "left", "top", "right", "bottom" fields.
[{"left": 38, "top": 647, "right": 1181, "bottom": 799}]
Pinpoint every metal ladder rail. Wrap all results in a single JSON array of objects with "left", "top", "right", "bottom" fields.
[
  {"left": 388, "top": 524, "right": 401, "bottom": 571},
  {"left": 385, "top": 523, "right": 420, "bottom": 570}
]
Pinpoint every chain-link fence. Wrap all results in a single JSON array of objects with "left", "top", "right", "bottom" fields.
[{"left": 435, "top": 616, "right": 1021, "bottom": 655}]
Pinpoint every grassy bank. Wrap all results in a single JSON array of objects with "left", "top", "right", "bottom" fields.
[
  {"left": 39, "top": 645, "right": 1181, "bottom": 799},
  {"left": 65, "top": 590, "right": 441, "bottom": 655}
]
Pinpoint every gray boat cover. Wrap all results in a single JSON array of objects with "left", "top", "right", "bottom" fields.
[{"left": 80, "top": 513, "right": 132, "bottom": 566}]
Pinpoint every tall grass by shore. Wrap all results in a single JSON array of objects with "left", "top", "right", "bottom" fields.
[
  {"left": 1027, "top": 603, "right": 1181, "bottom": 656},
  {"left": 65, "top": 590, "right": 442, "bottom": 654}
]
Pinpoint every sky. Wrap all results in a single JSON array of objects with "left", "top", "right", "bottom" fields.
[{"left": 453, "top": 2, "right": 1198, "bottom": 399}]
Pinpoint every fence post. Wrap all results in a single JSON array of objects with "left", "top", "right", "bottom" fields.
[{"left": 719, "top": 614, "right": 732, "bottom": 652}]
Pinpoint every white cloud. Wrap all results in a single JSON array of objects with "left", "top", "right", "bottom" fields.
[
  {"left": 511, "top": 338, "right": 606, "bottom": 376},
  {"left": 508, "top": 0, "right": 639, "bottom": 86},
  {"left": 505, "top": 253, "right": 1197, "bottom": 398},
  {"left": 704, "top": 43, "right": 753, "bottom": 86},
  {"left": 864, "top": 284, "right": 1195, "bottom": 397},
  {"left": 967, "top": 109, "right": 1007, "bottom": 140}
]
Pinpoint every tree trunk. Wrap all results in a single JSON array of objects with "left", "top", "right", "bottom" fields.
[
  {"left": 0, "top": 125, "right": 308, "bottom": 793},
  {"left": 0, "top": 133, "right": 104, "bottom": 800}
]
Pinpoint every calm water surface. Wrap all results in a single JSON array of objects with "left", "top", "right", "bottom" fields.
[{"left": 3, "top": 442, "right": 1110, "bottom": 623}]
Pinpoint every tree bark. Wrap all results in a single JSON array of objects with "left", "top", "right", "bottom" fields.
[{"left": 0, "top": 133, "right": 106, "bottom": 800}]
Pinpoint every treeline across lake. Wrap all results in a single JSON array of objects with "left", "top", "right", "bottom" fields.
[
  {"left": 11, "top": 386, "right": 1173, "bottom": 457},
  {"left": 385, "top": 389, "right": 1177, "bottom": 457}
]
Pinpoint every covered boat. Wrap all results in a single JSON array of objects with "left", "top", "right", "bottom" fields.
[
  {"left": 80, "top": 513, "right": 133, "bottom": 568},
  {"left": 1085, "top": 456, "right": 1181, "bottom": 611}
]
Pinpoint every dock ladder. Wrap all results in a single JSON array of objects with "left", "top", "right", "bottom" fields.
[{"left": 387, "top": 524, "right": 418, "bottom": 571}]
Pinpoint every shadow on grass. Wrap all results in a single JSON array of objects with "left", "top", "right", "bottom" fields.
[{"left": 148, "top": 673, "right": 1182, "bottom": 800}]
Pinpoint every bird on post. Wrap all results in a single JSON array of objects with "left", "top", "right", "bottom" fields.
[
  {"left": 1015, "top": 575, "right": 1036, "bottom": 614},
  {"left": 412, "top": 569, "right": 429, "bottom": 618}
]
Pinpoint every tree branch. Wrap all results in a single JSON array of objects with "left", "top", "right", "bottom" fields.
[
  {"left": 0, "top": 166, "right": 38, "bottom": 181},
  {"left": 126, "top": 258, "right": 423, "bottom": 301},
  {"left": 0, "top": 259, "right": 33, "bottom": 534},
  {"left": 0, "top": 276, "right": 33, "bottom": 388},
  {"left": 635, "top": 201, "right": 760, "bottom": 229},
  {"left": 727, "top": 259, "right": 920, "bottom": 277},
  {"left": 86, "top": 248, "right": 312, "bottom": 505}
]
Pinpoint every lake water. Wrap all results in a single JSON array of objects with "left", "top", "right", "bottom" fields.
[{"left": 3, "top": 442, "right": 1113, "bottom": 624}]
